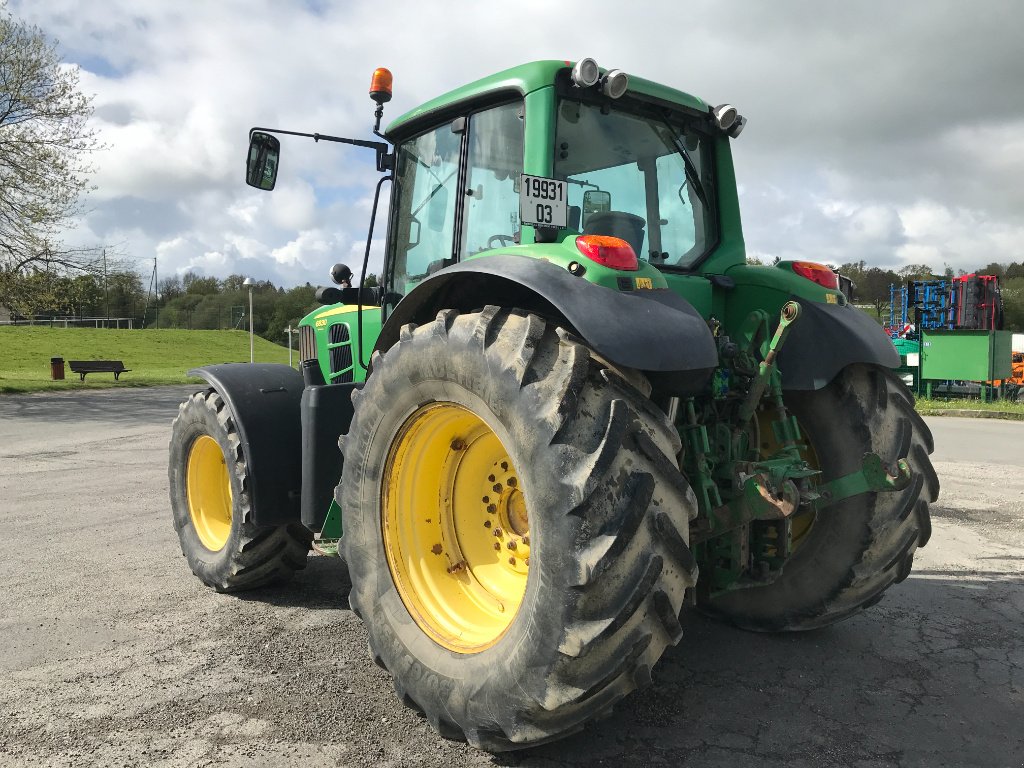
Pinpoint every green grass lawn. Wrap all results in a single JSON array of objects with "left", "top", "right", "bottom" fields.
[
  {"left": 914, "top": 396, "right": 1024, "bottom": 417},
  {"left": 0, "top": 327, "right": 293, "bottom": 393},
  {"left": 4, "top": 327, "right": 1023, "bottom": 421}
]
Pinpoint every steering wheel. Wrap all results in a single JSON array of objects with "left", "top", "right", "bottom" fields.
[{"left": 487, "top": 234, "right": 516, "bottom": 249}]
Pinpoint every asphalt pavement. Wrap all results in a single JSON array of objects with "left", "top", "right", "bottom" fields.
[{"left": 0, "top": 386, "right": 1021, "bottom": 767}]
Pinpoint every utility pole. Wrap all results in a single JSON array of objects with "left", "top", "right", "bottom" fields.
[
  {"left": 243, "top": 277, "right": 255, "bottom": 363},
  {"left": 102, "top": 248, "right": 109, "bottom": 324}
]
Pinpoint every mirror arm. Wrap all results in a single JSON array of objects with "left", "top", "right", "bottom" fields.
[{"left": 249, "top": 127, "right": 393, "bottom": 171}]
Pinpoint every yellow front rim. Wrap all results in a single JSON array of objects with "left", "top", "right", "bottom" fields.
[
  {"left": 186, "top": 435, "right": 233, "bottom": 552},
  {"left": 382, "top": 403, "right": 530, "bottom": 653}
]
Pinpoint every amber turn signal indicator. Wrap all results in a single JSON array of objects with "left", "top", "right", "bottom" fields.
[{"left": 370, "top": 68, "right": 393, "bottom": 104}]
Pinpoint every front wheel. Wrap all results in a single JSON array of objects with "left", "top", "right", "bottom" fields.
[
  {"left": 168, "top": 389, "right": 312, "bottom": 592},
  {"left": 340, "top": 307, "right": 699, "bottom": 751},
  {"left": 701, "top": 364, "right": 938, "bottom": 631}
]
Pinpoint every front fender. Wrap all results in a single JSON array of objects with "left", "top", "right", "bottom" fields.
[
  {"left": 777, "top": 298, "right": 899, "bottom": 390},
  {"left": 187, "top": 363, "right": 304, "bottom": 526},
  {"left": 377, "top": 255, "right": 717, "bottom": 391}
]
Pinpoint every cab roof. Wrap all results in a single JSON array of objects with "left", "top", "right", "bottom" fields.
[{"left": 385, "top": 59, "right": 709, "bottom": 138}]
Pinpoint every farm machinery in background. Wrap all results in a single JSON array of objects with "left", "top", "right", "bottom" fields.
[{"left": 885, "top": 274, "right": 1020, "bottom": 399}]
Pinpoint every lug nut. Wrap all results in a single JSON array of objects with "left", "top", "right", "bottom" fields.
[
  {"left": 484, "top": 520, "right": 491, "bottom": 528},
  {"left": 493, "top": 527, "right": 503, "bottom": 537},
  {"left": 507, "top": 477, "right": 517, "bottom": 487},
  {"left": 493, "top": 542, "right": 501, "bottom": 551},
  {"left": 493, "top": 483, "right": 503, "bottom": 493},
  {"left": 450, "top": 438, "right": 466, "bottom": 451},
  {"left": 486, "top": 504, "right": 497, "bottom": 514},
  {"left": 522, "top": 536, "right": 530, "bottom": 546},
  {"left": 506, "top": 540, "right": 517, "bottom": 550},
  {"left": 508, "top": 557, "right": 516, "bottom": 565}
]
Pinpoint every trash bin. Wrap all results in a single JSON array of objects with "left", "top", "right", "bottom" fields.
[{"left": 51, "top": 356, "right": 65, "bottom": 381}]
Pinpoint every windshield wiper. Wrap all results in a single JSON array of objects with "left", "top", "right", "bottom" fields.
[{"left": 662, "top": 120, "right": 709, "bottom": 210}]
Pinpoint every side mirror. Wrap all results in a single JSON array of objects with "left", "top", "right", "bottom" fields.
[
  {"left": 246, "top": 131, "right": 280, "bottom": 190},
  {"left": 582, "top": 190, "right": 611, "bottom": 227}
]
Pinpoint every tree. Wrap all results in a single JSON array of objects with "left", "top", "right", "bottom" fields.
[
  {"left": 0, "top": 6, "right": 101, "bottom": 287},
  {"left": 980, "top": 262, "right": 1005, "bottom": 279},
  {"left": 897, "top": 264, "right": 937, "bottom": 281},
  {"left": 183, "top": 272, "right": 221, "bottom": 295}
]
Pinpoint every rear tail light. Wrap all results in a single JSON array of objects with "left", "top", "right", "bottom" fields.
[
  {"left": 574, "top": 235, "right": 639, "bottom": 271},
  {"left": 789, "top": 261, "right": 839, "bottom": 290}
]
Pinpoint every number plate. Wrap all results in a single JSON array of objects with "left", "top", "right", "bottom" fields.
[{"left": 519, "top": 175, "right": 568, "bottom": 228}]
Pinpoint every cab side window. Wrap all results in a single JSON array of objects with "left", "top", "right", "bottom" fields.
[
  {"left": 460, "top": 102, "right": 524, "bottom": 257},
  {"left": 388, "top": 123, "right": 461, "bottom": 296}
]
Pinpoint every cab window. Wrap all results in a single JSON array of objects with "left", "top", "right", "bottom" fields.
[
  {"left": 460, "top": 102, "right": 524, "bottom": 257},
  {"left": 388, "top": 122, "right": 461, "bottom": 296}
]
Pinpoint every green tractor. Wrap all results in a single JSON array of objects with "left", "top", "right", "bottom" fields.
[{"left": 169, "top": 59, "right": 937, "bottom": 751}]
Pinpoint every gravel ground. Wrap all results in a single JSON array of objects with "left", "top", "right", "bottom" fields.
[{"left": 0, "top": 387, "right": 1021, "bottom": 767}]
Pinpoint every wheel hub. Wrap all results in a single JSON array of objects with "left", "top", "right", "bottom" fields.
[{"left": 382, "top": 403, "right": 531, "bottom": 653}]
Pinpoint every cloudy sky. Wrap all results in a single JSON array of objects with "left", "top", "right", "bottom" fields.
[{"left": 10, "top": 0, "right": 1024, "bottom": 288}]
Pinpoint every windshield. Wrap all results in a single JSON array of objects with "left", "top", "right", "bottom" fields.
[{"left": 553, "top": 99, "right": 716, "bottom": 269}]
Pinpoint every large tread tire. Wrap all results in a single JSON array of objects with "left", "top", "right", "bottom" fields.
[
  {"left": 168, "top": 389, "right": 312, "bottom": 592},
  {"left": 701, "top": 364, "right": 938, "bottom": 631},
  {"left": 340, "top": 307, "right": 699, "bottom": 751}
]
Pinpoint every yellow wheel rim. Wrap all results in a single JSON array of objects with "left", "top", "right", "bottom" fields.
[
  {"left": 382, "top": 403, "right": 530, "bottom": 653},
  {"left": 757, "top": 410, "right": 819, "bottom": 547},
  {"left": 186, "top": 435, "right": 233, "bottom": 552}
]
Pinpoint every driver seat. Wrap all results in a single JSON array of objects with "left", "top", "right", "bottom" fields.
[{"left": 583, "top": 211, "right": 646, "bottom": 257}]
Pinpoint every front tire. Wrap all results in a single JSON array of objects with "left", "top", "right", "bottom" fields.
[
  {"left": 701, "top": 364, "right": 938, "bottom": 630},
  {"left": 168, "top": 389, "right": 312, "bottom": 592},
  {"left": 340, "top": 307, "right": 699, "bottom": 751}
]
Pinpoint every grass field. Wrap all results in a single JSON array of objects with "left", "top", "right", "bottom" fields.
[
  {"left": 0, "top": 327, "right": 293, "bottom": 393},
  {"left": 914, "top": 396, "right": 1024, "bottom": 417},
  {"left": 3, "top": 327, "right": 1023, "bottom": 421}
]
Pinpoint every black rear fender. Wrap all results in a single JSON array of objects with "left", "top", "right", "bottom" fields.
[
  {"left": 778, "top": 297, "right": 900, "bottom": 390},
  {"left": 377, "top": 254, "right": 717, "bottom": 395}
]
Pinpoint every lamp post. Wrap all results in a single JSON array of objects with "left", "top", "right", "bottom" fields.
[{"left": 243, "top": 277, "right": 255, "bottom": 363}]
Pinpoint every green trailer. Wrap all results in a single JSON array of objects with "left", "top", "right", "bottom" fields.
[{"left": 920, "top": 329, "right": 1012, "bottom": 400}]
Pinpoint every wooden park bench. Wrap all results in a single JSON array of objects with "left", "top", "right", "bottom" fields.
[{"left": 67, "top": 360, "right": 131, "bottom": 381}]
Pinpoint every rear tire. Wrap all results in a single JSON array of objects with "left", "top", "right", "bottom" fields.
[
  {"left": 701, "top": 364, "right": 938, "bottom": 631},
  {"left": 340, "top": 307, "right": 699, "bottom": 751},
  {"left": 168, "top": 389, "right": 312, "bottom": 592}
]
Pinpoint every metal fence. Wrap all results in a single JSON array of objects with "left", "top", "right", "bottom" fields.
[{"left": 0, "top": 315, "right": 136, "bottom": 329}]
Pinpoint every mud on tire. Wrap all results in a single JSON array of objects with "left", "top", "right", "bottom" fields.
[
  {"left": 701, "top": 364, "right": 938, "bottom": 631},
  {"left": 168, "top": 389, "right": 312, "bottom": 592},
  {"left": 340, "top": 307, "right": 699, "bottom": 751}
]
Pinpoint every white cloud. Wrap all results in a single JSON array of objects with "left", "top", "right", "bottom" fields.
[{"left": 9, "top": 0, "right": 1024, "bottom": 291}]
